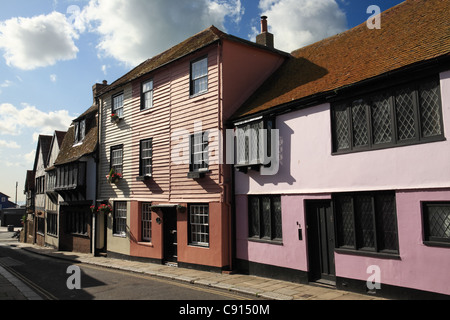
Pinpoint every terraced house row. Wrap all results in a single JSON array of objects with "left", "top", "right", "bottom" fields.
[{"left": 23, "top": 0, "right": 450, "bottom": 299}]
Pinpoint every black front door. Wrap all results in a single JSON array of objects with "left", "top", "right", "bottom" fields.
[
  {"left": 306, "top": 201, "right": 336, "bottom": 284},
  {"left": 163, "top": 208, "right": 178, "bottom": 263}
]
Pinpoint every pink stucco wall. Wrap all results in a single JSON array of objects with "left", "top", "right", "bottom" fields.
[
  {"left": 236, "top": 193, "right": 331, "bottom": 272},
  {"left": 336, "top": 190, "right": 450, "bottom": 295},
  {"left": 236, "top": 71, "right": 450, "bottom": 195},
  {"left": 235, "top": 70, "right": 450, "bottom": 295}
]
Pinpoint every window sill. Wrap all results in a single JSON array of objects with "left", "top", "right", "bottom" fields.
[
  {"left": 187, "top": 171, "right": 209, "bottom": 179},
  {"left": 113, "top": 234, "right": 127, "bottom": 238},
  {"left": 335, "top": 248, "right": 401, "bottom": 260},
  {"left": 137, "top": 242, "right": 153, "bottom": 247},
  {"left": 136, "top": 175, "right": 152, "bottom": 182},
  {"left": 423, "top": 241, "right": 450, "bottom": 249},
  {"left": 332, "top": 136, "right": 446, "bottom": 156},
  {"left": 235, "top": 164, "right": 262, "bottom": 173},
  {"left": 248, "top": 237, "right": 283, "bottom": 246}
]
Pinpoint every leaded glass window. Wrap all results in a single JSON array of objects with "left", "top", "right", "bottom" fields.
[
  {"left": 332, "top": 77, "right": 443, "bottom": 153},
  {"left": 334, "top": 191, "right": 399, "bottom": 254},
  {"left": 422, "top": 202, "right": 450, "bottom": 245},
  {"left": 248, "top": 195, "right": 282, "bottom": 242}
]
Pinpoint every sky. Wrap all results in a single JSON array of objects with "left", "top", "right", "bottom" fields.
[{"left": 0, "top": 0, "right": 404, "bottom": 204}]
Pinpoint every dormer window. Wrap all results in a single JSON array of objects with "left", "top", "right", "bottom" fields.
[{"left": 74, "top": 119, "right": 86, "bottom": 145}]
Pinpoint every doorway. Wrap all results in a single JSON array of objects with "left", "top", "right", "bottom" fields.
[
  {"left": 305, "top": 200, "right": 336, "bottom": 285},
  {"left": 163, "top": 207, "right": 178, "bottom": 263}
]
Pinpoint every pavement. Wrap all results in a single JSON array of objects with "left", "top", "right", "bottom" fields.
[{"left": 0, "top": 227, "right": 385, "bottom": 301}]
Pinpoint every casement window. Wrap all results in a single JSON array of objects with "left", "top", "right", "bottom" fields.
[
  {"left": 66, "top": 210, "right": 87, "bottom": 236},
  {"left": 140, "top": 139, "right": 153, "bottom": 177},
  {"left": 113, "top": 202, "right": 127, "bottom": 237},
  {"left": 111, "top": 145, "right": 123, "bottom": 175},
  {"left": 422, "top": 202, "right": 450, "bottom": 247},
  {"left": 141, "top": 80, "right": 154, "bottom": 110},
  {"left": 334, "top": 191, "right": 399, "bottom": 255},
  {"left": 36, "top": 176, "right": 45, "bottom": 194},
  {"left": 248, "top": 195, "right": 282, "bottom": 243},
  {"left": 190, "top": 132, "right": 209, "bottom": 173},
  {"left": 74, "top": 119, "right": 86, "bottom": 144},
  {"left": 37, "top": 217, "right": 45, "bottom": 235},
  {"left": 112, "top": 92, "right": 124, "bottom": 118},
  {"left": 190, "top": 57, "right": 208, "bottom": 96},
  {"left": 141, "top": 203, "right": 152, "bottom": 242},
  {"left": 332, "top": 77, "right": 444, "bottom": 154},
  {"left": 47, "top": 212, "right": 58, "bottom": 237},
  {"left": 189, "top": 204, "right": 209, "bottom": 247},
  {"left": 236, "top": 118, "right": 274, "bottom": 168}
]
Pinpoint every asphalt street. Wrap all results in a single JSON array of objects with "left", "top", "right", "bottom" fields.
[{"left": 0, "top": 230, "right": 258, "bottom": 301}]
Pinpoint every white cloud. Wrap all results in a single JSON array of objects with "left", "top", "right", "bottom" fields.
[
  {"left": 0, "top": 80, "right": 13, "bottom": 88},
  {"left": 0, "top": 12, "right": 79, "bottom": 70},
  {"left": 0, "top": 103, "right": 73, "bottom": 136},
  {"left": 0, "top": 140, "right": 20, "bottom": 149},
  {"left": 253, "top": 0, "right": 347, "bottom": 52},
  {"left": 81, "top": 0, "right": 244, "bottom": 66},
  {"left": 50, "top": 74, "right": 57, "bottom": 82}
]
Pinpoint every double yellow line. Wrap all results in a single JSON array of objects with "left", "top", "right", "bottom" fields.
[{"left": 0, "top": 260, "right": 58, "bottom": 300}]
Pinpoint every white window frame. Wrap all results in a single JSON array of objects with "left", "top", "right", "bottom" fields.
[
  {"left": 114, "top": 202, "right": 127, "bottom": 237},
  {"left": 189, "top": 204, "right": 209, "bottom": 247},
  {"left": 112, "top": 92, "right": 124, "bottom": 118},
  {"left": 141, "top": 80, "right": 154, "bottom": 110},
  {"left": 141, "top": 203, "right": 152, "bottom": 242}
]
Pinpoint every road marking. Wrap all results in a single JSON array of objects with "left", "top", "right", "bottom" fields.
[
  {"left": 79, "top": 263, "right": 253, "bottom": 300},
  {"left": 0, "top": 260, "right": 57, "bottom": 300}
]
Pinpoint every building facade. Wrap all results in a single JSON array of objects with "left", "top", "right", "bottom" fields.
[
  {"left": 44, "top": 131, "right": 66, "bottom": 249},
  {"left": 54, "top": 105, "right": 99, "bottom": 254},
  {"left": 33, "top": 135, "right": 53, "bottom": 247},
  {"left": 231, "top": 0, "right": 450, "bottom": 299},
  {"left": 96, "top": 24, "right": 287, "bottom": 271}
]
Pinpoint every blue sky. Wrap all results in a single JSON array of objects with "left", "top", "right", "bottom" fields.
[{"left": 0, "top": 0, "right": 404, "bottom": 203}]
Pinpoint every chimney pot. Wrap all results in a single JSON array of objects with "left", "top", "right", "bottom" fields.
[
  {"left": 103, "top": 80, "right": 108, "bottom": 85},
  {"left": 256, "top": 16, "right": 274, "bottom": 49},
  {"left": 261, "top": 16, "right": 268, "bottom": 33}
]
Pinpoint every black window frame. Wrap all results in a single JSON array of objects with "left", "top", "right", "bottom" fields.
[
  {"left": 46, "top": 211, "right": 58, "bottom": 237},
  {"left": 422, "top": 202, "right": 450, "bottom": 248},
  {"left": 248, "top": 195, "right": 283, "bottom": 244},
  {"left": 331, "top": 76, "right": 445, "bottom": 155},
  {"left": 190, "top": 56, "right": 208, "bottom": 97},
  {"left": 65, "top": 210, "right": 88, "bottom": 236},
  {"left": 334, "top": 191, "right": 400, "bottom": 257}
]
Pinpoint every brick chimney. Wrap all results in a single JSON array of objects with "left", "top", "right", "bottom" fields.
[
  {"left": 256, "top": 16, "right": 274, "bottom": 48},
  {"left": 92, "top": 80, "right": 108, "bottom": 105}
]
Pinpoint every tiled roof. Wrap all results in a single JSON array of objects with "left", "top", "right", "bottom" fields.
[
  {"left": 98, "top": 25, "right": 288, "bottom": 96},
  {"left": 233, "top": 0, "right": 450, "bottom": 119},
  {"left": 55, "top": 105, "right": 98, "bottom": 166}
]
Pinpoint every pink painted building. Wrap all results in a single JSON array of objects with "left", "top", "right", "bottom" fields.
[
  {"left": 231, "top": 0, "right": 450, "bottom": 298},
  {"left": 95, "top": 24, "right": 288, "bottom": 271}
]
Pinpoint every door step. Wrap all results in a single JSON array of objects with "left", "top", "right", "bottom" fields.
[
  {"left": 164, "top": 262, "right": 178, "bottom": 268},
  {"left": 310, "top": 279, "right": 336, "bottom": 288}
]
